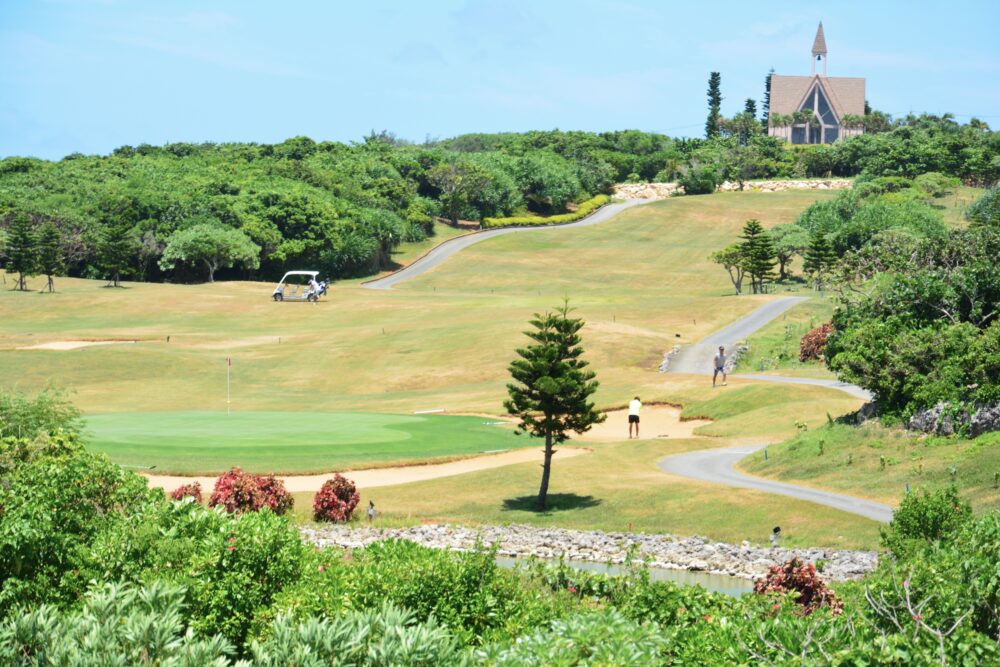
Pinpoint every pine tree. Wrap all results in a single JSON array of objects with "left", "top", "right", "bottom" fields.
[
  {"left": 762, "top": 68, "right": 775, "bottom": 130},
  {"left": 36, "top": 222, "right": 64, "bottom": 293},
  {"left": 505, "top": 302, "right": 604, "bottom": 510},
  {"left": 97, "top": 217, "right": 138, "bottom": 287},
  {"left": 6, "top": 213, "right": 37, "bottom": 291},
  {"left": 739, "top": 219, "right": 777, "bottom": 293},
  {"left": 705, "top": 72, "right": 722, "bottom": 139},
  {"left": 803, "top": 231, "right": 837, "bottom": 290},
  {"left": 744, "top": 98, "right": 757, "bottom": 118}
]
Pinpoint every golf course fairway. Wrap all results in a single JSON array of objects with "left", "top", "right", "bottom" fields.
[{"left": 85, "top": 411, "right": 525, "bottom": 474}]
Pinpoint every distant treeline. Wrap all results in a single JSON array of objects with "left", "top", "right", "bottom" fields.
[{"left": 0, "top": 115, "right": 996, "bottom": 284}]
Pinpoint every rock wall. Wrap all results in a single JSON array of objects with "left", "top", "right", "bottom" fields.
[
  {"left": 613, "top": 182, "right": 684, "bottom": 199},
  {"left": 301, "top": 523, "right": 878, "bottom": 582},
  {"left": 908, "top": 401, "right": 1000, "bottom": 437},
  {"left": 614, "top": 179, "right": 852, "bottom": 200}
]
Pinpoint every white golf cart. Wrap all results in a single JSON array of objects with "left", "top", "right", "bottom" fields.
[{"left": 272, "top": 270, "right": 327, "bottom": 302}]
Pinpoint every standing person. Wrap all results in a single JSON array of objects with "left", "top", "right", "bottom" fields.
[
  {"left": 628, "top": 396, "right": 642, "bottom": 439},
  {"left": 713, "top": 346, "right": 728, "bottom": 387},
  {"left": 367, "top": 500, "right": 376, "bottom": 522}
]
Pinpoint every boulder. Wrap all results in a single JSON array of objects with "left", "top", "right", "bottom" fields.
[{"left": 971, "top": 403, "right": 1000, "bottom": 437}]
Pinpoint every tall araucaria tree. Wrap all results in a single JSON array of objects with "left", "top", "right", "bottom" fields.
[
  {"left": 803, "top": 230, "right": 837, "bottom": 290},
  {"left": 95, "top": 195, "right": 141, "bottom": 288},
  {"left": 740, "top": 218, "right": 777, "bottom": 294},
  {"left": 36, "top": 222, "right": 64, "bottom": 293},
  {"left": 706, "top": 72, "right": 722, "bottom": 139},
  {"left": 6, "top": 213, "right": 37, "bottom": 291},
  {"left": 762, "top": 68, "right": 774, "bottom": 130},
  {"left": 505, "top": 301, "right": 604, "bottom": 511}
]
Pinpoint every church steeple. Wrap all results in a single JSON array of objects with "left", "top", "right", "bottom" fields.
[{"left": 811, "top": 22, "right": 827, "bottom": 76}]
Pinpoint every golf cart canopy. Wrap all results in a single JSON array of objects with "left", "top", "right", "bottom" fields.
[{"left": 278, "top": 271, "right": 319, "bottom": 281}]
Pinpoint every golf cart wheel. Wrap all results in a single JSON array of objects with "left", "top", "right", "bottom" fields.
[
  {"left": 273, "top": 293, "right": 283, "bottom": 302},
  {"left": 308, "top": 294, "right": 318, "bottom": 303}
]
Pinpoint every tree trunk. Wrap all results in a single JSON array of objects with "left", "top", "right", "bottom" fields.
[
  {"left": 17, "top": 272, "right": 27, "bottom": 291},
  {"left": 778, "top": 259, "right": 788, "bottom": 281},
  {"left": 536, "top": 430, "right": 554, "bottom": 510},
  {"left": 47, "top": 274, "right": 54, "bottom": 293}
]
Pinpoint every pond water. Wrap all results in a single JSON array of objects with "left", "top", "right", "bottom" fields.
[{"left": 496, "top": 557, "right": 753, "bottom": 597}]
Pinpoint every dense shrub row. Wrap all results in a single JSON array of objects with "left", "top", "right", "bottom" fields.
[
  {"left": 2, "top": 115, "right": 994, "bottom": 286},
  {"left": 482, "top": 195, "right": 609, "bottom": 228}
]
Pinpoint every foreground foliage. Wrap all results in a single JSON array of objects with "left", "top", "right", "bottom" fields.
[{"left": 2, "top": 390, "right": 1000, "bottom": 663}]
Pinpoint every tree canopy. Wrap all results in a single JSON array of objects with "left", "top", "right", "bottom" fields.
[
  {"left": 505, "top": 302, "right": 604, "bottom": 510},
  {"left": 159, "top": 224, "right": 261, "bottom": 282}
]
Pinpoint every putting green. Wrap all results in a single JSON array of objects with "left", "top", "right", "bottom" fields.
[{"left": 85, "top": 411, "right": 527, "bottom": 475}]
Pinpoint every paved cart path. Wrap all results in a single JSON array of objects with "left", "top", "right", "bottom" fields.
[
  {"left": 362, "top": 199, "right": 650, "bottom": 290},
  {"left": 666, "top": 295, "right": 871, "bottom": 400},
  {"left": 662, "top": 298, "right": 885, "bottom": 521},
  {"left": 658, "top": 444, "right": 893, "bottom": 523}
]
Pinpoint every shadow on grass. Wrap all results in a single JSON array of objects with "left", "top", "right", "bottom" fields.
[{"left": 502, "top": 493, "right": 602, "bottom": 513}]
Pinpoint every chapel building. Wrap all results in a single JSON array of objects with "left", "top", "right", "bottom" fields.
[{"left": 768, "top": 23, "right": 865, "bottom": 144}]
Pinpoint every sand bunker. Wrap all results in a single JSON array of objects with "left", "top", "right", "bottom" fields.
[
  {"left": 577, "top": 405, "right": 710, "bottom": 442},
  {"left": 193, "top": 336, "right": 283, "bottom": 350},
  {"left": 18, "top": 339, "right": 137, "bottom": 351},
  {"left": 145, "top": 446, "right": 590, "bottom": 494}
]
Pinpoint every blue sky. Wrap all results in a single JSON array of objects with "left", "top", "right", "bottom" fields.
[{"left": 2, "top": 0, "right": 998, "bottom": 160}]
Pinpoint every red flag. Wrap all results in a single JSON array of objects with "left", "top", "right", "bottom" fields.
[{"left": 227, "top": 356, "right": 231, "bottom": 366}]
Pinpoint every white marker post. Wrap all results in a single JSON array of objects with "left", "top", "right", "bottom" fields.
[{"left": 227, "top": 356, "right": 232, "bottom": 415}]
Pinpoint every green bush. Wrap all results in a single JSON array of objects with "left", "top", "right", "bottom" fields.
[
  {"left": 967, "top": 185, "right": 1000, "bottom": 228},
  {"left": 0, "top": 444, "right": 159, "bottom": 612},
  {"left": 476, "top": 609, "right": 668, "bottom": 666},
  {"left": 0, "top": 387, "right": 81, "bottom": 439},
  {"left": 677, "top": 165, "right": 722, "bottom": 195},
  {"left": 0, "top": 581, "right": 235, "bottom": 667},
  {"left": 184, "top": 508, "right": 308, "bottom": 650},
  {"left": 87, "top": 499, "right": 308, "bottom": 651},
  {"left": 913, "top": 171, "right": 961, "bottom": 198},
  {"left": 251, "top": 603, "right": 467, "bottom": 667},
  {"left": 864, "top": 515, "right": 1000, "bottom": 652},
  {"left": 266, "top": 540, "right": 566, "bottom": 647},
  {"left": 881, "top": 485, "right": 972, "bottom": 563},
  {"left": 482, "top": 195, "right": 608, "bottom": 229}
]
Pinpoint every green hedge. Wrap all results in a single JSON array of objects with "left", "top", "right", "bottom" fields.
[{"left": 482, "top": 195, "right": 609, "bottom": 229}]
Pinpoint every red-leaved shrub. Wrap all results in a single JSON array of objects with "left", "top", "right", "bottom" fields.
[
  {"left": 208, "top": 467, "right": 294, "bottom": 515},
  {"left": 256, "top": 473, "right": 294, "bottom": 515},
  {"left": 313, "top": 474, "right": 360, "bottom": 523},
  {"left": 799, "top": 323, "right": 834, "bottom": 362},
  {"left": 169, "top": 481, "right": 202, "bottom": 503},
  {"left": 753, "top": 557, "right": 843, "bottom": 615},
  {"left": 209, "top": 467, "right": 264, "bottom": 514}
]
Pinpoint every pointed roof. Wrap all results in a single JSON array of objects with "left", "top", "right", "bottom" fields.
[
  {"left": 769, "top": 74, "right": 865, "bottom": 119},
  {"left": 812, "top": 22, "right": 827, "bottom": 56}
]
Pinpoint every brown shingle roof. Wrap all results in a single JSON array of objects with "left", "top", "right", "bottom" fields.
[
  {"left": 769, "top": 75, "right": 865, "bottom": 120},
  {"left": 812, "top": 22, "right": 827, "bottom": 55}
]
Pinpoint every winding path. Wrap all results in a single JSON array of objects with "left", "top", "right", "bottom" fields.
[
  {"left": 363, "top": 199, "right": 650, "bottom": 290},
  {"left": 662, "top": 298, "right": 886, "bottom": 521},
  {"left": 658, "top": 444, "right": 893, "bottom": 523},
  {"left": 666, "top": 295, "right": 871, "bottom": 400}
]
